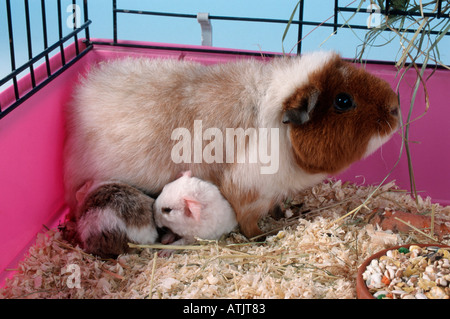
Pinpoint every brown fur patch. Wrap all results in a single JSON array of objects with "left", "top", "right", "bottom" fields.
[{"left": 285, "top": 57, "right": 399, "bottom": 174}]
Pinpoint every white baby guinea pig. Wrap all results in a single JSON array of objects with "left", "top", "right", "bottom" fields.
[
  {"left": 154, "top": 171, "right": 238, "bottom": 246},
  {"left": 75, "top": 180, "right": 158, "bottom": 258}
]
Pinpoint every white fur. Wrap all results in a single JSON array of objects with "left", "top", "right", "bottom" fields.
[
  {"left": 127, "top": 224, "right": 159, "bottom": 245},
  {"left": 77, "top": 207, "right": 126, "bottom": 242},
  {"left": 154, "top": 174, "right": 237, "bottom": 243},
  {"left": 364, "top": 134, "right": 393, "bottom": 158}
]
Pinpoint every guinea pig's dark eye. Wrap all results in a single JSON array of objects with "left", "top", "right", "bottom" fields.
[
  {"left": 334, "top": 93, "right": 355, "bottom": 112},
  {"left": 162, "top": 207, "right": 172, "bottom": 214}
]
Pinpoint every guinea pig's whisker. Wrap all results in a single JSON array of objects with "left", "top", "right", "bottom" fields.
[
  {"left": 376, "top": 134, "right": 388, "bottom": 167},
  {"left": 382, "top": 119, "right": 398, "bottom": 136},
  {"left": 386, "top": 120, "right": 393, "bottom": 134}
]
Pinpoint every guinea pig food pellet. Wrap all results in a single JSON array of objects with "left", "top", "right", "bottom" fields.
[{"left": 362, "top": 246, "right": 450, "bottom": 299}]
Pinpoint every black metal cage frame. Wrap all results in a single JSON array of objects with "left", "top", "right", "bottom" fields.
[
  {"left": 1, "top": 0, "right": 91, "bottom": 119},
  {"left": 1, "top": 0, "right": 448, "bottom": 120}
]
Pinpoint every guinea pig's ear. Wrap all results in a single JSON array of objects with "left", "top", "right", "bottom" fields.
[
  {"left": 176, "top": 170, "right": 192, "bottom": 179},
  {"left": 182, "top": 170, "right": 192, "bottom": 178},
  {"left": 75, "top": 180, "right": 94, "bottom": 204},
  {"left": 183, "top": 196, "right": 202, "bottom": 221},
  {"left": 282, "top": 85, "right": 320, "bottom": 126}
]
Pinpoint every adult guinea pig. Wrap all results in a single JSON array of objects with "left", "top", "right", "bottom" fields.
[
  {"left": 154, "top": 170, "right": 238, "bottom": 247},
  {"left": 64, "top": 51, "right": 399, "bottom": 238},
  {"left": 75, "top": 180, "right": 158, "bottom": 258}
]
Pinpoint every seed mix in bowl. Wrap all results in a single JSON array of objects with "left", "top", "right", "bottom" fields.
[{"left": 362, "top": 245, "right": 450, "bottom": 299}]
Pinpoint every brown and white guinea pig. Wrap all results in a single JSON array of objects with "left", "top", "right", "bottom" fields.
[
  {"left": 64, "top": 51, "right": 399, "bottom": 239},
  {"left": 154, "top": 170, "right": 238, "bottom": 247},
  {"left": 75, "top": 180, "right": 158, "bottom": 258}
]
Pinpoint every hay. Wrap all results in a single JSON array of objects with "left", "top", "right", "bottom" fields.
[{"left": 1, "top": 179, "right": 449, "bottom": 299}]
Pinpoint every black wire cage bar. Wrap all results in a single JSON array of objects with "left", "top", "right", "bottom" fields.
[
  {"left": 107, "top": 0, "right": 448, "bottom": 52},
  {"left": 1, "top": 0, "right": 449, "bottom": 120},
  {"left": 0, "top": 0, "right": 91, "bottom": 120}
]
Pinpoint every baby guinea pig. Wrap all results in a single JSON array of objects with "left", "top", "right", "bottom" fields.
[
  {"left": 75, "top": 180, "right": 158, "bottom": 258},
  {"left": 154, "top": 171, "right": 238, "bottom": 247}
]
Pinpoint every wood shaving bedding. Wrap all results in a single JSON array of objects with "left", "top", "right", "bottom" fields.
[{"left": 1, "top": 179, "right": 449, "bottom": 299}]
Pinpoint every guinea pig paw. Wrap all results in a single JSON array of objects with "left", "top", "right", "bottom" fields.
[{"left": 158, "top": 249, "right": 175, "bottom": 258}]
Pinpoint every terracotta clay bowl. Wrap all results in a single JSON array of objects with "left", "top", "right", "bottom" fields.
[{"left": 356, "top": 244, "right": 450, "bottom": 299}]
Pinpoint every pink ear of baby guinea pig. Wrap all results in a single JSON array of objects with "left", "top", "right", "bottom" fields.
[
  {"left": 154, "top": 171, "right": 238, "bottom": 248},
  {"left": 76, "top": 180, "right": 158, "bottom": 259}
]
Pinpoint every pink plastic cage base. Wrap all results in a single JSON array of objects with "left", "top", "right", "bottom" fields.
[{"left": 1, "top": 39, "right": 449, "bottom": 286}]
